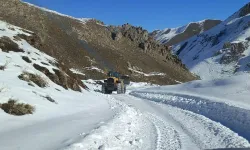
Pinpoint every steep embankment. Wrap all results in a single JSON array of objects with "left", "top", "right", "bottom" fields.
[
  {"left": 151, "top": 19, "right": 221, "bottom": 46},
  {"left": 0, "top": 0, "right": 197, "bottom": 85},
  {"left": 171, "top": 2, "right": 250, "bottom": 79}
]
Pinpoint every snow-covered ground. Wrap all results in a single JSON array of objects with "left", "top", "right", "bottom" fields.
[
  {"left": 130, "top": 73, "right": 250, "bottom": 143},
  {"left": 1, "top": 3, "right": 250, "bottom": 150},
  {"left": 60, "top": 78, "right": 250, "bottom": 150},
  {"left": 0, "top": 20, "right": 113, "bottom": 150}
]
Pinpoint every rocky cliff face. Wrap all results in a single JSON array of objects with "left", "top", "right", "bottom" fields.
[
  {"left": 0, "top": 0, "right": 197, "bottom": 84},
  {"left": 108, "top": 24, "right": 170, "bottom": 57},
  {"left": 239, "top": 2, "right": 250, "bottom": 17},
  {"left": 151, "top": 19, "right": 222, "bottom": 46}
]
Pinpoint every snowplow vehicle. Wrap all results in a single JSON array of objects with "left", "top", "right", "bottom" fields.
[{"left": 102, "top": 71, "right": 130, "bottom": 94}]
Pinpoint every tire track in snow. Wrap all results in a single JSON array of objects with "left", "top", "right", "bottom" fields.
[
  {"left": 61, "top": 96, "right": 152, "bottom": 150},
  {"left": 144, "top": 113, "right": 182, "bottom": 150},
  {"left": 158, "top": 103, "right": 250, "bottom": 149},
  {"left": 130, "top": 92, "right": 250, "bottom": 149},
  {"left": 114, "top": 94, "right": 199, "bottom": 150}
]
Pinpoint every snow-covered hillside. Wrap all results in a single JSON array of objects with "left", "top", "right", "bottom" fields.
[
  {"left": 173, "top": 3, "right": 250, "bottom": 80},
  {"left": 0, "top": 20, "right": 116, "bottom": 150},
  {"left": 152, "top": 19, "right": 221, "bottom": 45},
  {"left": 153, "top": 24, "right": 189, "bottom": 43}
]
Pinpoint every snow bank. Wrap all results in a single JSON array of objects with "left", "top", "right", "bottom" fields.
[
  {"left": 133, "top": 74, "right": 250, "bottom": 109},
  {"left": 130, "top": 74, "right": 250, "bottom": 141}
]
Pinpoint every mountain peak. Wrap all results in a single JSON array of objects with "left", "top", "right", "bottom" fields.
[{"left": 239, "top": 2, "right": 250, "bottom": 17}]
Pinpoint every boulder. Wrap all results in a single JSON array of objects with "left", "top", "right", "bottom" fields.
[
  {"left": 220, "top": 42, "right": 247, "bottom": 64},
  {"left": 112, "top": 32, "right": 122, "bottom": 41},
  {"left": 139, "top": 42, "right": 149, "bottom": 52}
]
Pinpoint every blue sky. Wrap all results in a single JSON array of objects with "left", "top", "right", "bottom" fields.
[{"left": 24, "top": 0, "right": 249, "bottom": 31}]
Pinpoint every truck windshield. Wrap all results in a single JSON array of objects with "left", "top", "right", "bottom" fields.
[{"left": 108, "top": 71, "right": 120, "bottom": 78}]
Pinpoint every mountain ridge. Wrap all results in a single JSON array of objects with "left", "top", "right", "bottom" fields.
[
  {"left": 151, "top": 19, "right": 222, "bottom": 46},
  {"left": 0, "top": 0, "right": 197, "bottom": 85},
  {"left": 171, "top": 2, "right": 250, "bottom": 79}
]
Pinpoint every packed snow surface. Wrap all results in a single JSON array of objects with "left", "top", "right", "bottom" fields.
[{"left": 60, "top": 78, "right": 250, "bottom": 150}]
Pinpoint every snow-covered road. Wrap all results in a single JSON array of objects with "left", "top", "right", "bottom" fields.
[
  {"left": 63, "top": 92, "right": 250, "bottom": 150},
  {"left": 1, "top": 89, "right": 250, "bottom": 150},
  {"left": 114, "top": 94, "right": 250, "bottom": 149}
]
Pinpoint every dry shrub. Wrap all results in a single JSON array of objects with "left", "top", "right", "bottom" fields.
[
  {"left": 0, "top": 61, "right": 9, "bottom": 71},
  {"left": 0, "top": 99, "right": 35, "bottom": 116},
  {"left": 22, "top": 56, "right": 32, "bottom": 63},
  {"left": 18, "top": 71, "right": 48, "bottom": 88},
  {"left": 0, "top": 36, "right": 24, "bottom": 53}
]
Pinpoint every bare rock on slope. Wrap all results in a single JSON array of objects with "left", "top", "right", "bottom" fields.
[
  {"left": 239, "top": 2, "right": 250, "bottom": 17},
  {"left": 0, "top": 36, "right": 24, "bottom": 52},
  {"left": 0, "top": 0, "right": 197, "bottom": 85}
]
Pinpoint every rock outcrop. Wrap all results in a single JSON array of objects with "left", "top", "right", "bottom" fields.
[
  {"left": 220, "top": 42, "right": 248, "bottom": 64},
  {"left": 239, "top": 3, "right": 250, "bottom": 17}
]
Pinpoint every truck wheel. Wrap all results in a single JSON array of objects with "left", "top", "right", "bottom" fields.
[
  {"left": 121, "top": 84, "right": 125, "bottom": 94},
  {"left": 124, "top": 85, "right": 126, "bottom": 94},
  {"left": 102, "top": 84, "right": 106, "bottom": 94},
  {"left": 117, "top": 83, "right": 126, "bottom": 94},
  {"left": 117, "top": 83, "right": 122, "bottom": 94},
  {"left": 107, "top": 90, "right": 112, "bottom": 94}
]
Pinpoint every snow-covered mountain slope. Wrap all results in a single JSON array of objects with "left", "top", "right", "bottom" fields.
[
  {"left": 151, "top": 19, "right": 221, "bottom": 46},
  {"left": 0, "top": 20, "right": 115, "bottom": 150},
  {"left": 173, "top": 3, "right": 250, "bottom": 80}
]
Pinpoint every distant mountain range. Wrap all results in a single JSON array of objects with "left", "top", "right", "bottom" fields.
[{"left": 150, "top": 19, "right": 221, "bottom": 46}]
